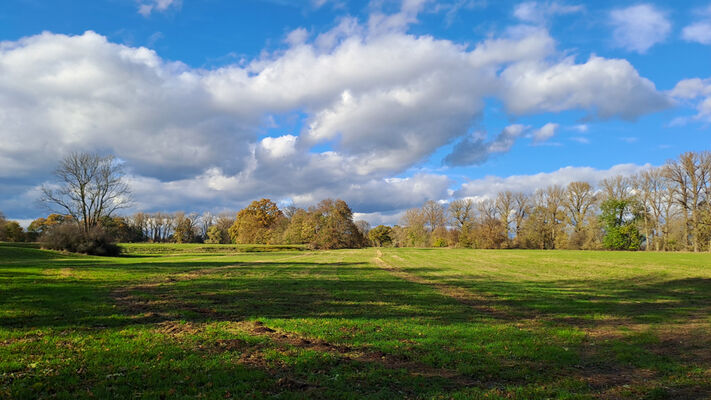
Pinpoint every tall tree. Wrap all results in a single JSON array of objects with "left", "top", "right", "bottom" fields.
[
  {"left": 402, "top": 207, "right": 428, "bottom": 247},
  {"left": 495, "top": 191, "right": 515, "bottom": 243},
  {"left": 421, "top": 200, "right": 446, "bottom": 233},
  {"left": 512, "top": 192, "right": 530, "bottom": 246},
  {"left": 41, "top": 152, "right": 130, "bottom": 233},
  {"left": 564, "top": 181, "right": 597, "bottom": 248}
]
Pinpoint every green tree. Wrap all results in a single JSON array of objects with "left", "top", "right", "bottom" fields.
[
  {"left": 600, "top": 199, "right": 644, "bottom": 250},
  {"left": 2, "top": 221, "right": 24, "bottom": 242},
  {"left": 205, "top": 225, "right": 229, "bottom": 244},
  {"left": 368, "top": 225, "right": 393, "bottom": 247}
]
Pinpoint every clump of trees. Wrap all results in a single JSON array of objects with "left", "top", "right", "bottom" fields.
[
  {"left": 22, "top": 197, "right": 368, "bottom": 251},
  {"left": 395, "top": 151, "right": 711, "bottom": 252},
  {"left": 0, "top": 212, "right": 25, "bottom": 242}
]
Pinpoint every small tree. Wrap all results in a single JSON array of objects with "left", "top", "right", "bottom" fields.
[{"left": 41, "top": 152, "right": 131, "bottom": 233}]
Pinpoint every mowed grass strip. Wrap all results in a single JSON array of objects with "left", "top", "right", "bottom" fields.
[{"left": 1, "top": 242, "right": 710, "bottom": 399}]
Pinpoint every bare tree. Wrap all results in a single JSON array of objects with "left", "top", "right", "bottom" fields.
[
  {"left": 41, "top": 152, "right": 131, "bottom": 233},
  {"left": 421, "top": 200, "right": 446, "bottom": 233},
  {"left": 448, "top": 199, "right": 474, "bottom": 230},
  {"left": 495, "top": 191, "right": 515, "bottom": 240},
  {"left": 512, "top": 192, "right": 529, "bottom": 243},
  {"left": 200, "top": 212, "right": 215, "bottom": 239},
  {"left": 600, "top": 175, "right": 633, "bottom": 201},
  {"left": 564, "top": 181, "right": 596, "bottom": 234}
]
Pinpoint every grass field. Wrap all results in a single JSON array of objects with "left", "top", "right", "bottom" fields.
[{"left": 1, "top": 243, "right": 710, "bottom": 399}]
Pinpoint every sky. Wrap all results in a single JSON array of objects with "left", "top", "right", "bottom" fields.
[{"left": 0, "top": 0, "right": 709, "bottom": 226}]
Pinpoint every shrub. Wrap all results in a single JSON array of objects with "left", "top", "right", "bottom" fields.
[
  {"left": 432, "top": 237, "right": 448, "bottom": 247},
  {"left": 41, "top": 224, "right": 121, "bottom": 256}
]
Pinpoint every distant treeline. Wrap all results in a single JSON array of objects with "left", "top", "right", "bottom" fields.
[
  {"left": 394, "top": 151, "right": 711, "bottom": 251},
  {"left": 11, "top": 198, "right": 368, "bottom": 250},
  {"left": 2, "top": 151, "right": 709, "bottom": 252}
]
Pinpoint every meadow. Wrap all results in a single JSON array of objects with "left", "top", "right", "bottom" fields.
[{"left": 1, "top": 243, "right": 710, "bottom": 399}]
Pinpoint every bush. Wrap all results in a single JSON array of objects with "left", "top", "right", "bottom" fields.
[
  {"left": 41, "top": 224, "right": 121, "bottom": 256},
  {"left": 432, "top": 237, "right": 448, "bottom": 247}
]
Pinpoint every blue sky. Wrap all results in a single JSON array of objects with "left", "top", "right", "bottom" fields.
[{"left": 0, "top": 0, "right": 709, "bottom": 225}]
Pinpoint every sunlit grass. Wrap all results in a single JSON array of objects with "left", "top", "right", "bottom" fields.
[{"left": 1, "top": 243, "right": 710, "bottom": 399}]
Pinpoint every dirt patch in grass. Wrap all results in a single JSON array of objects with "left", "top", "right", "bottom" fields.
[
  {"left": 155, "top": 321, "right": 202, "bottom": 336},
  {"left": 151, "top": 319, "right": 477, "bottom": 394},
  {"left": 234, "top": 320, "right": 481, "bottom": 387}
]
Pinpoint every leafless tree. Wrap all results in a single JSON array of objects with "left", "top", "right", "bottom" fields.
[
  {"left": 41, "top": 152, "right": 131, "bottom": 233},
  {"left": 564, "top": 181, "right": 596, "bottom": 234},
  {"left": 495, "top": 191, "right": 515, "bottom": 239},
  {"left": 421, "top": 200, "right": 446, "bottom": 233},
  {"left": 600, "top": 175, "right": 633, "bottom": 201},
  {"left": 448, "top": 199, "right": 474, "bottom": 230},
  {"left": 512, "top": 192, "right": 529, "bottom": 242}
]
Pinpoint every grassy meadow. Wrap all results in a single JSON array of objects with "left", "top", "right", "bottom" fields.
[{"left": 1, "top": 242, "right": 710, "bottom": 399}]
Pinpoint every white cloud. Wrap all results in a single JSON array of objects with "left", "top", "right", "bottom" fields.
[
  {"left": 532, "top": 122, "right": 559, "bottom": 143},
  {"left": 259, "top": 135, "right": 298, "bottom": 159},
  {"left": 501, "top": 55, "right": 671, "bottom": 119},
  {"left": 682, "top": 5, "right": 711, "bottom": 45},
  {"left": 513, "top": 1, "right": 583, "bottom": 25},
  {"left": 609, "top": 4, "right": 671, "bottom": 53},
  {"left": 138, "top": 0, "right": 180, "bottom": 17},
  {"left": 456, "top": 163, "right": 653, "bottom": 199},
  {"left": 682, "top": 22, "right": 711, "bottom": 45},
  {"left": 670, "top": 77, "right": 711, "bottom": 121},
  {"left": 0, "top": 13, "right": 670, "bottom": 219},
  {"left": 121, "top": 169, "right": 451, "bottom": 216},
  {"left": 570, "top": 124, "right": 588, "bottom": 132},
  {"left": 285, "top": 28, "right": 309, "bottom": 46}
]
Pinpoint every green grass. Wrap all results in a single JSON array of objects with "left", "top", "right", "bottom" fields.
[{"left": 1, "top": 243, "right": 710, "bottom": 399}]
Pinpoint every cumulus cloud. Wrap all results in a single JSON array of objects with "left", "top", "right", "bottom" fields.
[
  {"left": 444, "top": 125, "right": 526, "bottom": 166},
  {"left": 456, "top": 163, "right": 653, "bottom": 199},
  {"left": 513, "top": 1, "right": 583, "bottom": 25},
  {"left": 609, "top": 4, "right": 671, "bottom": 53},
  {"left": 123, "top": 168, "right": 451, "bottom": 216},
  {"left": 501, "top": 55, "right": 671, "bottom": 119},
  {"left": 670, "top": 77, "right": 711, "bottom": 121},
  {"left": 138, "top": 0, "right": 180, "bottom": 17},
  {"left": 0, "top": 9, "right": 670, "bottom": 219}
]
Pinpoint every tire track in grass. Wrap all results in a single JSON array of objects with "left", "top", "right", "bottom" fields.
[{"left": 373, "top": 250, "right": 512, "bottom": 320}]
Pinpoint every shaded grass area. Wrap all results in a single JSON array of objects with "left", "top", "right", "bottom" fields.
[
  {"left": 1, "top": 242, "right": 710, "bottom": 399},
  {"left": 119, "top": 243, "right": 307, "bottom": 255}
]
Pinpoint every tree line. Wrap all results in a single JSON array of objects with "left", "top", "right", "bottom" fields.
[
  {"left": 389, "top": 151, "right": 711, "bottom": 251},
  {"left": 9, "top": 198, "right": 368, "bottom": 251},
  {"left": 1, "top": 150, "right": 708, "bottom": 253}
]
